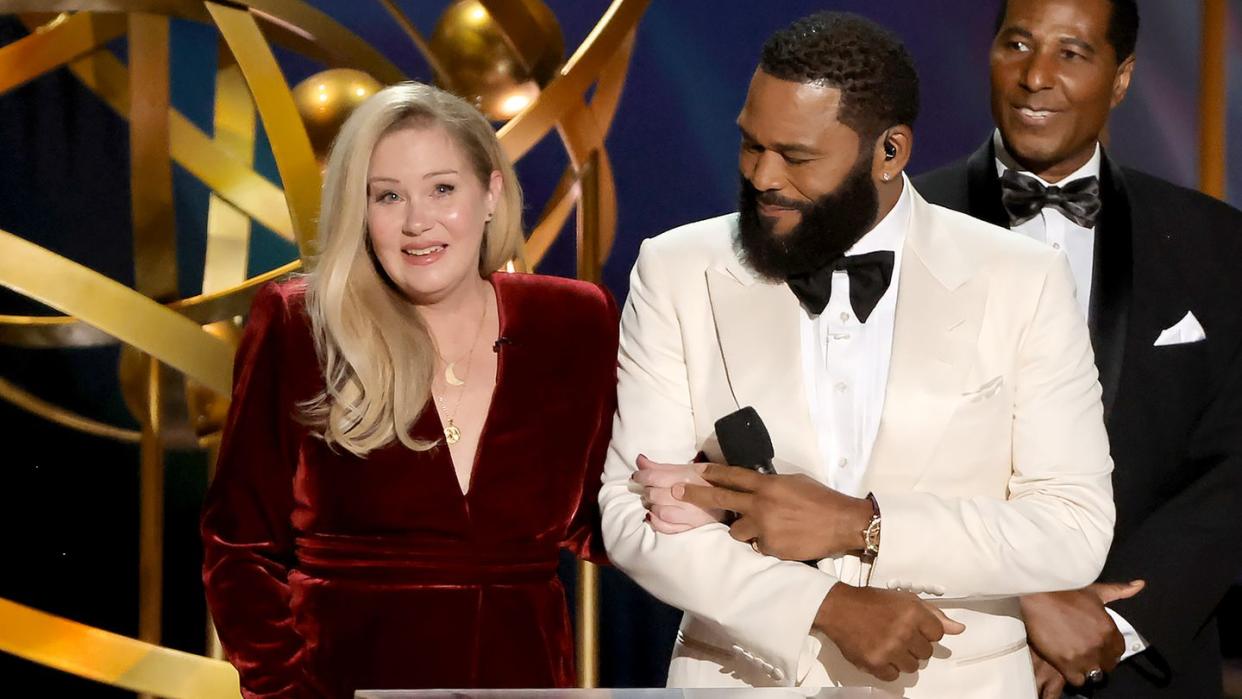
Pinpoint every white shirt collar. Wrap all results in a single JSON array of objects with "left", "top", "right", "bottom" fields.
[
  {"left": 846, "top": 172, "right": 912, "bottom": 256},
  {"left": 992, "top": 129, "right": 1101, "bottom": 187}
]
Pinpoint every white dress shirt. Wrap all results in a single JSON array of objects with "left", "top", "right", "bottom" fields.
[
  {"left": 799, "top": 175, "right": 909, "bottom": 498},
  {"left": 994, "top": 131, "right": 1148, "bottom": 662}
]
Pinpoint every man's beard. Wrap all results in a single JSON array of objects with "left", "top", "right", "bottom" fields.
[{"left": 737, "top": 153, "right": 880, "bottom": 280}]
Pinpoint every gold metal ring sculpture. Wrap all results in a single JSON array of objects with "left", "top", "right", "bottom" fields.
[{"left": 0, "top": 0, "right": 649, "bottom": 694}]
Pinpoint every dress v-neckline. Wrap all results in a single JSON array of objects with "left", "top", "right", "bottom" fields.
[{"left": 430, "top": 274, "right": 506, "bottom": 500}]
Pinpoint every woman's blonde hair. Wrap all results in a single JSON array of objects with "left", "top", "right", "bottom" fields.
[{"left": 302, "top": 82, "right": 524, "bottom": 456}]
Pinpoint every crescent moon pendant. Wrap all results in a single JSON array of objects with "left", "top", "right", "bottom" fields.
[{"left": 444, "top": 362, "right": 465, "bottom": 386}]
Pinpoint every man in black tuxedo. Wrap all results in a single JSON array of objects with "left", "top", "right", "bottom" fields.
[{"left": 916, "top": 0, "right": 1242, "bottom": 696}]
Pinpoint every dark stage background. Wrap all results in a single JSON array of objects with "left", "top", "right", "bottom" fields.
[{"left": 1, "top": 1, "right": 1239, "bottom": 694}]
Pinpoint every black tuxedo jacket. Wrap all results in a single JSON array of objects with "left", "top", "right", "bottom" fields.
[{"left": 916, "top": 139, "right": 1242, "bottom": 698}]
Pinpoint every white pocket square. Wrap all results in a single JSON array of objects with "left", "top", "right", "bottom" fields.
[{"left": 1154, "top": 311, "right": 1206, "bottom": 346}]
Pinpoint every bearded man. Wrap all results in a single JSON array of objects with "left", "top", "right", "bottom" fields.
[{"left": 599, "top": 11, "right": 1115, "bottom": 699}]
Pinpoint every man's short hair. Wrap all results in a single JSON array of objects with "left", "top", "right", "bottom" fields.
[
  {"left": 759, "top": 11, "right": 920, "bottom": 143},
  {"left": 995, "top": 0, "right": 1140, "bottom": 61}
]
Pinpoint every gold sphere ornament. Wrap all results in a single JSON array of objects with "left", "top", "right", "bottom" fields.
[
  {"left": 430, "top": 0, "right": 564, "bottom": 120},
  {"left": 292, "top": 68, "right": 383, "bottom": 161}
]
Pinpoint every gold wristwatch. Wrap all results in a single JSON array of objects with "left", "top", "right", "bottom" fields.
[{"left": 862, "top": 492, "right": 881, "bottom": 560}]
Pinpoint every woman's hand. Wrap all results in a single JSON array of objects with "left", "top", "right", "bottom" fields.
[{"left": 632, "top": 454, "right": 726, "bottom": 533}]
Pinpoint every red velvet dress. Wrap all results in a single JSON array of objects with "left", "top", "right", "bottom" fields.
[{"left": 201, "top": 273, "right": 618, "bottom": 698}]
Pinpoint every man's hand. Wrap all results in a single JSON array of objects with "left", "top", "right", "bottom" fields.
[
  {"left": 1031, "top": 647, "right": 1066, "bottom": 699},
  {"left": 815, "top": 584, "right": 965, "bottom": 681},
  {"left": 1020, "top": 580, "right": 1146, "bottom": 686},
  {"left": 632, "top": 455, "right": 724, "bottom": 533},
  {"left": 672, "top": 463, "right": 873, "bottom": 560}
]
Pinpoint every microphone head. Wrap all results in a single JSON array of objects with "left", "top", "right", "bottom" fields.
[{"left": 714, "top": 406, "right": 775, "bottom": 467}]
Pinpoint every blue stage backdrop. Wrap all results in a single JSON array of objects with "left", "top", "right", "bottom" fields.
[{"left": 0, "top": 1, "right": 1237, "bottom": 693}]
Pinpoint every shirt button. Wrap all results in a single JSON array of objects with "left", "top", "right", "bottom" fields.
[
  {"left": 838, "top": 457, "right": 849, "bottom": 468},
  {"left": 1052, "top": 242, "right": 1062, "bottom": 250},
  {"left": 1132, "top": 642, "right": 1143, "bottom": 652},
  {"left": 835, "top": 382, "right": 848, "bottom": 393},
  {"left": 840, "top": 311, "right": 851, "bottom": 322}
]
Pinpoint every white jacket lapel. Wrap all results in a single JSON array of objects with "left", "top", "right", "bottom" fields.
[
  {"left": 705, "top": 259, "right": 822, "bottom": 477},
  {"left": 868, "top": 193, "right": 985, "bottom": 490}
]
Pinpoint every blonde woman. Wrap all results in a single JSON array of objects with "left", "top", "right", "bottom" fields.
[{"left": 201, "top": 83, "right": 617, "bottom": 697}]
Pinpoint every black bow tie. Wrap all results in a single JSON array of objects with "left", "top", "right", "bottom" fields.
[
  {"left": 999, "top": 169, "right": 1102, "bottom": 229},
  {"left": 787, "top": 250, "right": 894, "bottom": 321}
]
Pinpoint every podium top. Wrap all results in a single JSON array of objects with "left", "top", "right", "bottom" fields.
[{"left": 357, "top": 689, "right": 902, "bottom": 699}]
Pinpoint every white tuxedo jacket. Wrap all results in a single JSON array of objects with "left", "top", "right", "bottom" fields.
[{"left": 599, "top": 189, "right": 1115, "bottom": 698}]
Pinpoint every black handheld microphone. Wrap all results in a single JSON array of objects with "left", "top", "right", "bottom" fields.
[
  {"left": 714, "top": 406, "right": 777, "bottom": 475},
  {"left": 717, "top": 406, "right": 820, "bottom": 565}
]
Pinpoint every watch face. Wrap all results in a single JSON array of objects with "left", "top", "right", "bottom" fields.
[{"left": 864, "top": 517, "right": 881, "bottom": 555}]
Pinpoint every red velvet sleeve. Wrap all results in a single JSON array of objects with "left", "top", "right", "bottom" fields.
[
  {"left": 561, "top": 284, "right": 619, "bottom": 565},
  {"left": 201, "top": 283, "right": 318, "bottom": 698}
]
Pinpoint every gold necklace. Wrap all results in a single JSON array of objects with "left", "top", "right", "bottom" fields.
[{"left": 435, "top": 295, "right": 488, "bottom": 446}]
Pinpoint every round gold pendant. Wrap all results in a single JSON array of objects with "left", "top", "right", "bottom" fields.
[{"left": 444, "top": 421, "right": 461, "bottom": 445}]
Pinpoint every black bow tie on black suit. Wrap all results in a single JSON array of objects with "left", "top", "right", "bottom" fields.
[
  {"left": 999, "top": 169, "right": 1103, "bottom": 229},
  {"left": 786, "top": 250, "right": 895, "bottom": 321}
]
